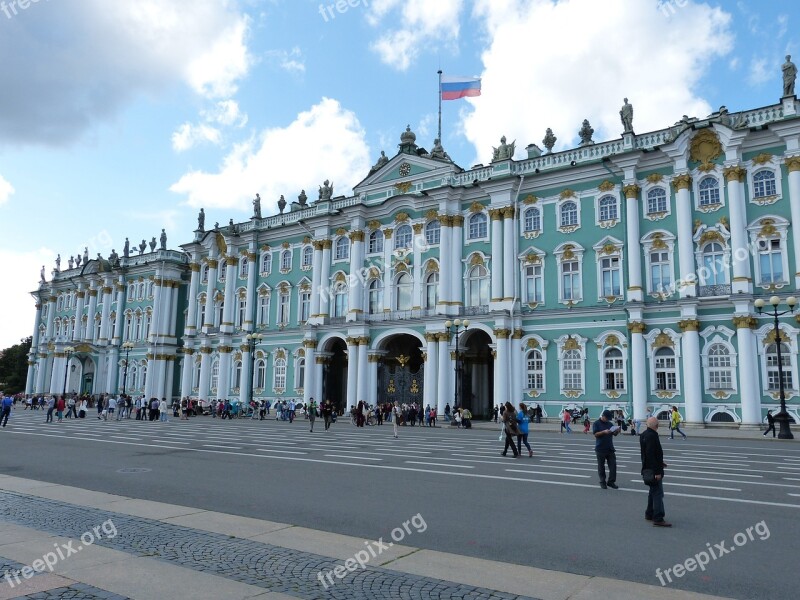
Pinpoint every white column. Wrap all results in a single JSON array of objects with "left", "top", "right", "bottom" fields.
[
  {"left": 203, "top": 259, "right": 219, "bottom": 332},
  {"left": 50, "top": 353, "right": 66, "bottom": 395},
  {"left": 85, "top": 286, "right": 98, "bottom": 342},
  {"left": 165, "top": 357, "right": 175, "bottom": 401},
  {"left": 221, "top": 258, "right": 237, "bottom": 334},
  {"left": 502, "top": 209, "right": 515, "bottom": 301},
  {"left": 245, "top": 249, "right": 257, "bottom": 331},
  {"left": 35, "top": 355, "right": 49, "bottom": 394},
  {"left": 168, "top": 282, "right": 179, "bottom": 337},
  {"left": 113, "top": 279, "right": 126, "bottom": 344},
  {"left": 367, "top": 354, "right": 379, "bottom": 407},
  {"left": 630, "top": 323, "right": 647, "bottom": 420},
  {"left": 346, "top": 337, "right": 358, "bottom": 410},
  {"left": 495, "top": 331, "right": 510, "bottom": 407},
  {"left": 356, "top": 337, "right": 369, "bottom": 405},
  {"left": 451, "top": 216, "right": 464, "bottom": 309},
  {"left": 785, "top": 158, "right": 800, "bottom": 288},
  {"left": 437, "top": 333, "right": 451, "bottom": 412},
  {"left": 412, "top": 225, "right": 422, "bottom": 309},
  {"left": 624, "top": 185, "right": 643, "bottom": 302},
  {"left": 424, "top": 333, "right": 440, "bottom": 414},
  {"left": 314, "top": 356, "right": 325, "bottom": 402},
  {"left": 310, "top": 242, "right": 323, "bottom": 317},
  {"left": 319, "top": 241, "right": 332, "bottom": 317},
  {"left": 490, "top": 210, "right": 503, "bottom": 302},
  {"left": 349, "top": 232, "right": 365, "bottom": 316},
  {"left": 99, "top": 281, "right": 113, "bottom": 344},
  {"left": 25, "top": 359, "right": 35, "bottom": 394},
  {"left": 73, "top": 287, "right": 86, "bottom": 341},
  {"left": 198, "top": 349, "right": 211, "bottom": 400},
  {"left": 680, "top": 316, "right": 703, "bottom": 424},
  {"left": 45, "top": 294, "right": 56, "bottom": 339},
  {"left": 27, "top": 303, "right": 43, "bottom": 394},
  {"left": 735, "top": 316, "right": 761, "bottom": 425},
  {"left": 218, "top": 350, "right": 232, "bottom": 401},
  {"left": 382, "top": 230, "right": 393, "bottom": 312},
  {"left": 180, "top": 350, "right": 194, "bottom": 398},
  {"left": 239, "top": 345, "right": 251, "bottom": 405},
  {"left": 185, "top": 262, "right": 201, "bottom": 336},
  {"left": 511, "top": 329, "right": 523, "bottom": 406},
  {"left": 303, "top": 341, "right": 316, "bottom": 405},
  {"left": 150, "top": 275, "right": 163, "bottom": 337},
  {"left": 438, "top": 218, "right": 452, "bottom": 308},
  {"left": 673, "top": 175, "right": 696, "bottom": 297},
  {"left": 106, "top": 347, "right": 119, "bottom": 394},
  {"left": 724, "top": 166, "right": 751, "bottom": 293}
]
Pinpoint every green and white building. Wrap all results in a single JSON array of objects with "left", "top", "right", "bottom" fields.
[{"left": 27, "top": 95, "right": 800, "bottom": 426}]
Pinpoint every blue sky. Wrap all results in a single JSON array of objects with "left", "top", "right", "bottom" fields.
[{"left": 0, "top": 0, "right": 798, "bottom": 348}]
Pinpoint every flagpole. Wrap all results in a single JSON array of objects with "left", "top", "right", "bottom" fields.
[{"left": 437, "top": 69, "right": 443, "bottom": 142}]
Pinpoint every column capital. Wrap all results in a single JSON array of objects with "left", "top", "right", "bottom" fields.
[
  {"left": 436, "top": 332, "right": 450, "bottom": 342},
  {"left": 671, "top": 174, "right": 693, "bottom": 191},
  {"left": 199, "top": 347, "right": 213, "bottom": 354},
  {"left": 346, "top": 336, "right": 358, "bottom": 346},
  {"left": 412, "top": 223, "right": 423, "bottom": 234},
  {"left": 382, "top": 228, "right": 393, "bottom": 239},
  {"left": 357, "top": 336, "right": 371, "bottom": 346},
  {"left": 424, "top": 332, "right": 438, "bottom": 342},
  {"left": 733, "top": 315, "right": 758, "bottom": 329},
  {"left": 322, "top": 239, "right": 333, "bottom": 250},
  {"left": 501, "top": 206, "right": 516, "bottom": 219},
  {"left": 225, "top": 256, "right": 238, "bottom": 266},
  {"left": 494, "top": 328, "right": 512, "bottom": 340},
  {"left": 512, "top": 328, "right": 524, "bottom": 339},
  {"left": 207, "top": 259, "right": 219, "bottom": 269},
  {"left": 622, "top": 184, "right": 641, "bottom": 199},
  {"left": 489, "top": 208, "right": 504, "bottom": 221},
  {"left": 349, "top": 230, "right": 365, "bottom": 242},
  {"left": 627, "top": 321, "right": 646, "bottom": 334},
  {"left": 76, "top": 291, "right": 86, "bottom": 299},
  {"left": 452, "top": 215, "right": 465, "bottom": 227},
  {"left": 302, "top": 339, "right": 318, "bottom": 349},
  {"left": 723, "top": 165, "right": 747, "bottom": 182},
  {"left": 440, "top": 216, "right": 453, "bottom": 227},
  {"left": 312, "top": 240, "right": 325, "bottom": 251},
  {"left": 785, "top": 156, "right": 800, "bottom": 172},
  {"left": 678, "top": 319, "right": 700, "bottom": 332},
  {"left": 102, "top": 286, "right": 113, "bottom": 295},
  {"left": 218, "top": 345, "right": 233, "bottom": 354},
  {"left": 189, "top": 263, "right": 201, "bottom": 272}
]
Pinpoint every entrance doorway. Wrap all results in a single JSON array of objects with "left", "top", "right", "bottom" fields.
[
  {"left": 460, "top": 329, "right": 493, "bottom": 419},
  {"left": 321, "top": 338, "right": 347, "bottom": 412},
  {"left": 378, "top": 334, "right": 424, "bottom": 407}
]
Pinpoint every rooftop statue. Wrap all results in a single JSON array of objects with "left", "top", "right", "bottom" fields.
[
  {"left": 160, "top": 229, "right": 167, "bottom": 250},
  {"left": 75, "top": 254, "right": 82, "bottom": 267},
  {"left": 139, "top": 240, "right": 147, "bottom": 255},
  {"left": 369, "top": 150, "right": 389, "bottom": 174},
  {"left": 123, "top": 238, "right": 130, "bottom": 258},
  {"left": 620, "top": 98, "right": 634, "bottom": 134},
  {"left": 149, "top": 237, "right": 156, "bottom": 252},
  {"left": 492, "top": 136, "right": 515, "bottom": 162},
  {"left": 40, "top": 265, "right": 46, "bottom": 282},
  {"left": 298, "top": 189, "right": 308, "bottom": 206},
  {"left": 68, "top": 256, "right": 74, "bottom": 270},
  {"left": 578, "top": 119, "right": 595, "bottom": 146},
  {"left": 783, "top": 55, "right": 797, "bottom": 97},
  {"left": 197, "top": 208, "right": 205, "bottom": 232},
  {"left": 109, "top": 249, "right": 119, "bottom": 264},
  {"left": 278, "top": 194, "right": 286, "bottom": 214},
  {"left": 253, "top": 193, "right": 262, "bottom": 219},
  {"left": 55, "top": 254, "right": 61, "bottom": 271},
  {"left": 428, "top": 138, "right": 450, "bottom": 161},
  {"left": 83, "top": 247, "right": 89, "bottom": 263},
  {"left": 319, "top": 179, "right": 333, "bottom": 201},
  {"left": 542, "top": 128, "right": 557, "bottom": 153}
]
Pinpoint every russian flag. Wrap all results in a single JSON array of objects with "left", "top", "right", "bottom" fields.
[{"left": 440, "top": 75, "right": 481, "bottom": 101}]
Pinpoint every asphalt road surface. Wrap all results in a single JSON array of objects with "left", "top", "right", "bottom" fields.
[{"left": 1, "top": 410, "right": 798, "bottom": 600}]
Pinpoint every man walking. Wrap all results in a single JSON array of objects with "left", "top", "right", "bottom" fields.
[
  {"left": 763, "top": 410, "right": 777, "bottom": 438},
  {"left": 641, "top": 416, "right": 671, "bottom": 527},
  {"left": 392, "top": 401, "right": 401, "bottom": 438},
  {"left": 593, "top": 409, "right": 620, "bottom": 489},
  {"left": 1, "top": 392, "right": 13, "bottom": 427}
]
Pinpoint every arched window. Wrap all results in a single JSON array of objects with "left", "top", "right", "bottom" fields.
[
  {"left": 424, "top": 272, "right": 439, "bottom": 309},
  {"left": 239, "top": 256, "right": 249, "bottom": 279},
  {"left": 257, "top": 294, "right": 269, "bottom": 326},
  {"left": 236, "top": 295, "right": 247, "bottom": 328},
  {"left": 299, "top": 290, "right": 311, "bottom": 323},
  {"left": 766, "top": 343, "right": 792, "bottom": 390},
  {"left": 210, "top": 359, "right": 219, "bottom": 391},
  {"left": 277, "top": 289, "right": 290, "bottom": 324},
  {"left": 701, "top": 242, "right": 726, "bottom": 285},
  {"left": 654, "top": 347, "right": 677, "bottom": 391},
  {"left": 562, "top": 349, "right": 582, "bottom": 390},
  {"left": 560, "top": 201, "right": 578, "bottom": 227},
  {"left": 395, "top": 273, "right": 412, "bottom": 311},
  {"left": 192, "top": 361, "right": 201, "bottom": 390},
  {"left": 707, "top": 344, "right": 733, "bottom": 390},
  {"left": 233, "top": 361, "right": 242, "bottom": 390},
  {"left": 332, "top": 283, "right": 348, "bottom": 317},
  {"left": 603, "top": 348, "right": 625, "bottom": 390},
  {"left": 254, "top": 359, "right": 266, "bottom": 389},
  {"left": 468, "top": 213, "right": 488, "bottom": 239},
  {"left": 281, "top": 250, "right": 292, "bottom": 271},
  {"left": 302, "top": 246, "right": 313, "bottom": 267},
  {"left": 260, "top": 253, "right": 271, "bottom": 274},
  {"left": 128, "top": 364, "right": 138, "bottom": 390},
  {"left": 133, "top": 312, "right": 142, "bottom": 340},
  {"left": 394, "top": 224, "right": 412, "bottom": 250},
  {"left": 467, "top": 265, "right": 489, "bottom": 307},
  {"left": 425, "top": 220, "right": 441, "bottom": 245},
  {"left": 368, "top": 230, "right": 384, "bottom": 254},
  {"left": 335, "top": 237, "right": 349, "bottom": 260},
  {"left": 698, "top": 176, "right": 720, "bottom": 206},
  {"left": 197, "top": 300, "right": 206, "bottom": 329},
  {"left": 296, "top": 358, "right": 305, "bottom": 390},
  {"left": 57, "top": 295, "right": 64, "bottom": 311},
  {"left": 124, "top": 312, "right": 133, "bottom": 341},
  {"left": 139, "top": 363, "right": 147, "bottom": 391},
  {"left": 526, "top": 349, "right": 544, "bottom": 390},
  {"left": 524, "top": 207, "right": 541, "bottom": 232},
  {"left": 201, "top": 264, "right": 209, "bottom": 283},
  {"left": 368, "top": 279, "right": 383, "bottom": 314},
  {"left": 215, "top": 299, "right": 224, "bottom": 327},
  {"left": 753, "top": 169, "right": 776, "bottom": 198},
  {"left": 598, "top": 196, "right": 618, "bottom": 221},
  {"left": 143, "top": 312, "right": 152, "bottom": 340},
  {"left": 274, "top": 358, "right": 287, "bottom": 390},
  {"left": 647, "top": 188, "right": 667, "bottom": 214}
]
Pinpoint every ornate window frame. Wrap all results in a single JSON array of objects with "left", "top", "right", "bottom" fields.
[
  {"left": 693, "top": 224, "right": 731, "bottom": 289},
  {"left": 693, "top": 169, "right": 724, "bottom": 213},
  {"left": 522, "top": 205, "right": 542, "bottom": 238},
  {"left": 642, "top": 181, "right": 670, "bottom": 221},
  {"left": 594, "top": 331, "right": 628, "bottom": 398},
  {"left": 756, "top": 323, "right": 798, "bottom": 401},
  {"left": 367, "top": 229, "right": 384, "bottom": 255},
  {"left": 556, "top": 334, "right": 586, "bottom": 398},
  {"left": 644, "top": 329, "right": 682, "bottom": 399},
  {"left": 641, "top": 230, "right": 676, "bottom": 298},
  {"left": 334, "top": 236, "right": 350, "bottom": 262},
  {"left": 595, "top": 192, "right": 620, "bottom": 229},
  {"left": 700, "top": 326, "right": 737, "bottom": 400},
  {"left": 425, "top": 219, "right": 441, "bottom": 246},
  {"left": 276, "top": 282, "right": 291, "bottom": 326},
  {"left": 593, "top": 236, "right": 624, "bottom": 302},
  {"left": 464, "top": 253, "right": 490, "bottom": 307},
  {"left": 280, "top": 249, "right": 293, "bottom": 273},
  {"left": 301, "top": 245, "right": 314, "bottom": 270},
  {"left": 554, "top": 242, "right": 584, "bottom": 305},
  {"left": 293, "top": 348, "right": 305, "bottom": 393},
  {"left": 260, "top": 252, "right": 272, "bottom": 276},
  {"left": 466, "top": 211, "right": 489, "bottom": 243},
  {"left": 556, "top": 196, "right": 580, "bottom": 233},
  {"left": 256, "top": 285, "right": 271, "bottom": 328},
  {"left": 747, "top": 155, "right": 782, "bottom": 205},
  {"left": 747, "top": 215, "right": 790, "bottom": 290},
  {"left": 519, "top": 247, "right": 546, "bottom": 307},
  {"left": 523, "top": 334, "right": 549, "bottom": 397}
]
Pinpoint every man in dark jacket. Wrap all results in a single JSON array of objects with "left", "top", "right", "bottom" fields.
[{"left": 640, "top": 416, "right": 670, "bottom": 527}]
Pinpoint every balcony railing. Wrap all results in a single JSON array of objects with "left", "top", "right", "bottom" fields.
[
  {"left": 459, "top": 305, "right": 490, "bottom": 316},
  {"left": 698, "top": 284, "right": 731, "bottom": 298}
]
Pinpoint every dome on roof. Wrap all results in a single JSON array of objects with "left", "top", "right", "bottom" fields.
[{"left": 400, "top": 125, "right": 416, "bottom": 145}]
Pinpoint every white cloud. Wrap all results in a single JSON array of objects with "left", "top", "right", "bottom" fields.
[
  {"left": 172, "top": 100, "right": 249, "bottom": 152},
  {"left": 462, "top": 0, "right": 734, "bottom": 162},
  {"left": 170, "top": 98, "right": 371, "bottom": 211},
  {"left": 748, "top": 57, "right": 772, "bottom": 86},
  {"left": 202, "top": 100, "right": 248, "bottom": 128},
  {"left": 0, "top": 247, "right": 55, "bottom": 349},
  {"left": 0, "top": 175, "right": 14, "bottom": 206},
  {"left": 171, "top": 123, "right": 223, "bottom": 152},
  {"left": 0, "top": 1, "right": 252, "bottom": 146},
  {"left": 265, "top": 47, "right": 306, "bottom": 74},
  {"left": 367, "top": 0, "right": 464, "bottom": 71}
]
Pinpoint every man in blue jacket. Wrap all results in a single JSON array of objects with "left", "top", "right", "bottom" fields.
[
  {"left": 592, "top": 409, "right": 620, "bottom": 489},
  {"left": 1, "top": 392, "right": 13, "bottom": 427}
]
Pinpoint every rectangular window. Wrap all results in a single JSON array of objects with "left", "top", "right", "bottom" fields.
[
  {"left": 299, "top": 292, "right": 311, "bottom": 323},
  {"left": 650, "top": 251, "right": 671, "bottom": 293},
  {"left": 759, "top": 239, "right": 783, "bottom": 284},
  {"left": 257, "top": 296, "right": 270, "bottom": 326},
  {"left": 525, "top": 265, "right": 543, "bottom": 303},
  {"left": 601, "top": 257, "right": 621, "bottom": 297},
  {"left": 561, "top": 261, "right": 581, "bottom": 301},
  {"left": 278, "top": 294, "right": 290, "bottom": 324}
]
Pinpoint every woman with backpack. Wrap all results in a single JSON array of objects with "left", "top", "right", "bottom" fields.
[{"left": 501, "top": 401, "right": 521, "bottom": 458}]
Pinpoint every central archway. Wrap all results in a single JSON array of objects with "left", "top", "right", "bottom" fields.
[
  {"left": 321, "top": 337, "right": 347, "bottom": 412},
  {"left": 377, "top": 333, "right": 424, "bottom": 407},
  {"left": 460, "top": 328, "right": 493, "bottom": 419}
]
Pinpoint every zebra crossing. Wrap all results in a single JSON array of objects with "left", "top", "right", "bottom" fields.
[{"left": 4, "top": 410, "right": 800, "bottom": 510}]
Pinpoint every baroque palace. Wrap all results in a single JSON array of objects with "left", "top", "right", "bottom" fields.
[{"left": 25, "top": 92, "right": 800, "bottom": 426}]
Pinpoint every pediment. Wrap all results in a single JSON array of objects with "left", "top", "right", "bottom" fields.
[{"left": 354, "top": 153, "right": 461, "bottom": 193}]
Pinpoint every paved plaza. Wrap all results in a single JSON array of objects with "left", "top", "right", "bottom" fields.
[{"left": 1, "top": 410, "right": 799, "bottom": 599}]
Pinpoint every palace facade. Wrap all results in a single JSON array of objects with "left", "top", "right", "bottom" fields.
[{"left": 26, "top": 95, "right": 800, "bottom": 425}]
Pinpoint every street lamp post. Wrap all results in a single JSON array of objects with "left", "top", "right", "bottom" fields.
[
  {"left": 121, "top": 341, "right": 135, "bottom": 396},
  {"left": 62, "top": 346, "right": 75, "bottom": 397},
  {"left": 444, "top": 319, "right": 469, "bottom": 411},
  {"left": 754, "top": 295, "right": 797, "bottom": 440},
  {"left": 246, "top": 333, "right": 264, "bottom": 411}
]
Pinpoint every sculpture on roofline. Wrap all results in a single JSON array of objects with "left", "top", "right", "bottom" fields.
[
  {"left": 253, "top": 194, "right": 262, "bottom": 219},
  {"left": 492, "top": 136, "right": 515, "bottom": 162},
  {"left": 75, "top": 254, "right": 82, "bottom": 267},
  {"left": 298, "top": 190, "right": 308, "bottom": 207},
  {"left": 139, "top": 240, "right": 147, "bottom": 255},
  {"left": 428, "top": 138, "right": 450, "bottom": 161},
  {"left": 197, "top": 208, "right": 205, "bottom": 232},
  {"left": 55, "top": 254, "right": 61, "bottom": 271},
  {"left": 40, "top": 265, "right": 46, "bottom": 282},
  {"left": 160, "top": 229, "right": 167, "bottom": 250},
  {"left": 783, "top": 55, "right": 797, "bottom": 97},
  {"left": 542, "top": 128, "right": 557, "bottom": 153},
  {"left": 83, "top": 247, "right": 89, "bottom": 263},
  {"left": 109, "top": 249, "right": 119, "bottom": 264},
  {"left": 578, "top": 120, "right": 595, "bottom": 146},
  {"left": 278, "top": 195, "right": 286, "bottom": 214},
  {"left": 68, "top": 256, "right": 74, "bottom": 270},
  {"left": 369, "top": 150, "right": 389, "bottom": 174},
  {"left": 149, "top": 237, "right": 156, "bottom": 252},
  {"left": 123, "top": 238, "right": 130, "bottom": 258},
  {"left": 319, "top": 180, "right": 333, "bottom": 201},
  {"left": 620, "top": 98, "right": 634, "bottom": 134}
]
